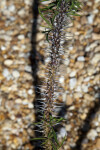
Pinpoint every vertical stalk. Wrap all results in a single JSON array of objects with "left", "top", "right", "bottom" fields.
[
  {"left": 36, "top": 0, "right": 81, "bottom": 149},
  {"left": 43, "top": 0, "right": 68, "bottom": 149}
]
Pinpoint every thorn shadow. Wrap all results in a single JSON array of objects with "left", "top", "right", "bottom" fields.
[
  {"left": 29, "top": 0, "right": 44, "bottom": 149},
  {"left": 28, "top": 0, "right": 100, "bottom": 150},
  {"left": 72, "top": 88, "right": 100, "bottom": 150}
]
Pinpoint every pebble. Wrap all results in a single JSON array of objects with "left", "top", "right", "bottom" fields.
[
  {"left": 66, "top": 95, "right": 73, "bottom": 105},
  {"left": 25, "top": 65, "right": 32, "bottom": 73},
  {"left": 25, "top": 0, "right": 32, "bottom": 5},
  {"left": 18, "top": 9, "right": 25, "bottom": 17},
  {"left": 87, "top": 14, "right": 94, "bottom": 24},
  {"left": 96, "top": 127, "right": 100, "bottom": 133},
  {"left": 91, "top": 53, "right": 100, "bottom": 64},
  {"left": 8, "top": 5, "right": 16, "bottom": 12},
  {"left": 95, "top": 138, "right": 100, "bottom": 149},
  {"left": 69, "top": 78, "right": 77, "bottom": 89},
  {"left": 80, "top": 113, "right": 87, "bottom": 120},
  {"left": 18, "top": 35, "right": 25, "bottom": 40},
  {"left": 75, "top": 86, "right": 82, "bottom": 92},
  {"left": 15, "top": 99, "right": 22, "bottom": 104},
  {"left": 98, "top": 114, "right": 100, "bottom": 122},
  {"left": 82, "top": 84, "right": 89, "bottom": 93},
  {"left": 77, "top": 56, "right": 85, "bottom": 62},
  {"left": 74, "top": 92, "right": 82, "bottom": 98},
  {"left": 87, "top": 129, "right": 98, "bottom": 140},
  {"left": 75, "top": 62, "right": 84, "bottom": 69},
  {"left": 4, "top": 59, "right": 13, "bottom": 66},
  {"left": 59, "top": 127, "right": 67, "bottom": 138},
  {"left": 12, "top": 70, "right": 20, "bottom": 78},
  {"left": 22, "top": 100, "right": 28, "bottom": 105},
  {"left": 28, "top": 89, "right": 33, "bottom": 95},
  {"left": 2, "top": 68, "right": 10, "bottom": 77},
  {"left": 66, "top": 124, "right": 72, "bottom": 131},
  {"left": 92, "top": 33, "right": 100, "bottom": 40},
  {"left": 1, "top": 46, "right": 6, "bottom": 51},
  {"left": 87, "top": 66, "right": 95, "bottom": 76},
  {"left": 84, "top": 77, "right": 90, "bottom": 82},
  {"left": 28, "top": 103, "right": 34, "bottom": 109},
  {"left": 69, "top": 71, "right": 76, "bottom": 77},
  {"left": 36, "top": 33, "right": 45, "bottom": 42},
  {"left": 59, "top": 76, "right": 64, "bottom": 84}
]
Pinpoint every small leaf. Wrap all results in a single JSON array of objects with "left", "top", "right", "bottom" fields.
[
  {"left": 59, "top": 136, "right": 66, "bottom": 148},
  {"left": 52, "top": 128, "right": 60, "bottom": 147},
  {"left": 38, "top": 8, "right": 52, "bottom": 28},
  {"left": 31, "top": 137, "right": 46, "bottom": 140},
  {"left": 52, "top": 143, "right": 57, "bottom": 150}
]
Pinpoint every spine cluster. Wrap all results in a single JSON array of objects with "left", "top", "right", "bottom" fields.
[
  {"left": 35, "top": 0, "right": 81, "bottom": 149},
  {"left": 44, "top": 0, "right": 68, "bottom": 119},
  {"left": 42, "top": 0, "right": 68, "bottom": 149}
]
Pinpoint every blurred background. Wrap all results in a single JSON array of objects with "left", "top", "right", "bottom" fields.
[{"left": 0, "top": 0, "right": 100, "bottom": 149}]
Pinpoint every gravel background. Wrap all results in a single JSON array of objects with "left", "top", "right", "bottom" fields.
[{"left": 0, "top": 0, "right": 100, "bottom": 149}]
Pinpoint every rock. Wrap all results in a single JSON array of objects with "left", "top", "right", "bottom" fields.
[
  {"left": 66, "top": 124, "right": 72, "bottom": 131},
  {"left": 1, "top": 46, "right": 6, "bottom": 51},
  {"left": 98, "top": 114, "right": 100, "bottom": 122},
  {"left": 74, "top": 92, "right": 82, "bottom": 98},
  {"left": 0, "top": 74, "right": 4, "bottom": 80},
  {"left": 87, "top": 66, "right": 95, "bottom": 76},
  {"left": 77, "top": 56, "right": 85, "bottom": 62},
  {"left": 36, "top": 33, "right": 45, "bottom": 42},
  {"left": 15, "top": 99, "right": 22, "bottom": 104},
  {"left": 59, "top": 76, "right": 64, "bottom": 85},
  {"left": 91, "top": 53, "right": 100, "bottom": 64},
  {"left": 28, "top": 103, "right": 33, "bottom": 109},
  {"left": 18, "top": 34, "right": 25, "bottom": 40},
  {"left": 66, "top": 95, "right": 73, "bottom": 105},
  {"left": 12, "top": 70, "right": 20, "bottom": 78},
  {"left": 23, "top": 72, "right": 33, "bottom": 80},
  {"left": 24, "top": 0, "right": 32, "bottom": 5},
  {"left": 87, "top": 129, "right": 98, "bottom": 140},
  {"left": 96, "top": 127, "right": 100, "bottom": 133},
  {"left": 69, "top": 78, "right": 77, "bottom": 89},
  {"left": 28, "top": 89, "right": 33, "bottom": 95},
  {"left": 82, "top": 84, "right": 88, "bottom": 93},
  {"left": 95, "top": 46, "right": 100, "bottom": 52},
  {"left": 2, "top": 68, "right": 10, "bottom": 77},
  {"left": 4, "top": 59, "right": 13, "bottom": 66},
  {"left": 80, "top": 113, "right": 87, "bottom": 120},
  {"left": 87, "top": 14, "right": 94, "bottom": 24},
  {"left": 75, "top": 62, "right": 84, "bottom": 69},
  {"left": 25, "top": 65, "right": 31, "bottom": 73},
  {"left": 92, "top": 33, "right": 100, "bottom": 40},
  {"left": 18, "top": 9, "right": 25, "bottom": 17},
  {"left": 9, "top": 84, "right": 18, "bottom": 91},
  {"left": 59, "top": 127, "right": 67, "bottom": 138},
  {"left": 84, "top": 77, "right": 90, "bottom": 82},
  {"left": 8, "top": 5, "right": 16, "bottom": 12},
  {"left": 22, "top": 100, "right": 28, "bottom": 105},
  {"left": 0, "top": 113, "right": 5, "bottom": 122},
  {"left": 84, "top": 94, "right": 94, "bottom": 101},
  {"left": 12, "top": 45, "right": 19, "bottom": 51},
  {"left": 95, "top": 138, "right": 100, "bottom": 149},
  {"left": 69, "top": 106, "right": 75, "bottom": 110},
  {"left": 69, "top": 71, "right": 76, "bottom": 77},
  {"left": 75, "top": 86, "right": 82, "bottom": 92}
]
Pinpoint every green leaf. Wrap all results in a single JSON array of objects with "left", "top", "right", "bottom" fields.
[
  {"left": 38, "top": 8, "right": 52, "bottom": 28},
  {"left": 31, "top": 137, "right": 46, "bottom": 140},
  {"left": 59, "top": 136, "right": 66, "bottom": 148},
  {"left": 52, "top": 128, "right": 60, "bottom": 147},
  {"left": 40, "top": 0, "right": 49, "bottom": 2},
  {"left": 52, "top": 143, "right": 57, "bottom": 150}
]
